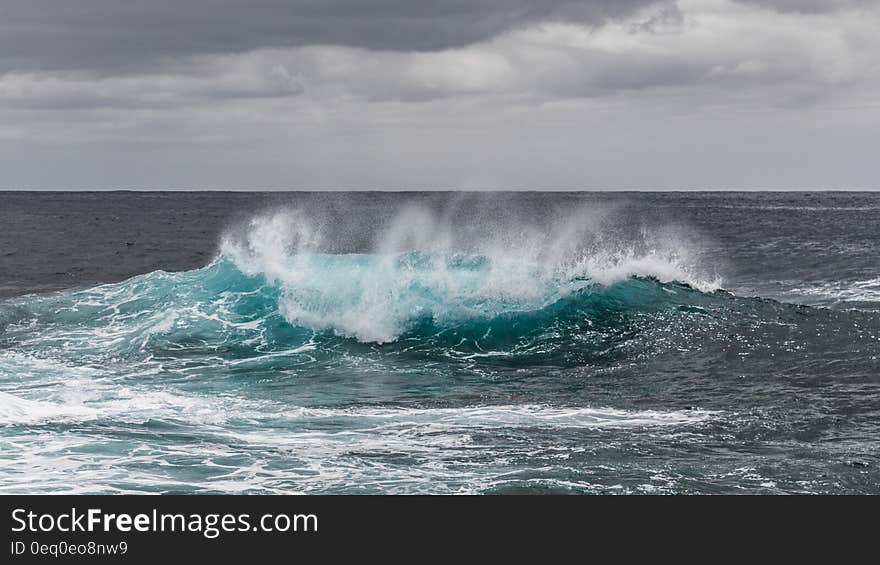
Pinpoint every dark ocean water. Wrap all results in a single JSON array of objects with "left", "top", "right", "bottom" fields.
[{"left": 1, "top": 191, "right": 878, "bottom": 494}]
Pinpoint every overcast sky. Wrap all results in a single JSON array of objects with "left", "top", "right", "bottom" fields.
[{"left": 1, "top": 0, "right": 878, "bottom": 190}]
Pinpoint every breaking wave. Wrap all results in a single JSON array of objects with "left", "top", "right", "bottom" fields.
[
  {"left": 218, "top": 206, "right": 721, "bottom": 342},
  {"left": 2, "top": 199, "right": 879, "bottom": 494}
]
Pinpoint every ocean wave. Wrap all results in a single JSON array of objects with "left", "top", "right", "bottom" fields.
[
  {"left": 2, "top": 202, "right": 880, "bottom": 495},
  {"left": 4, "top": 206, "right": 877, "bottom": 388},
  {"left": 0, "top": 255, "right": 725, "bottom": 375},
  {"left": 0, "top": 206, "right": 726, "bottom": 352},
  {"left": 219, "top": 207, "right": 721, "bottom": 342}
]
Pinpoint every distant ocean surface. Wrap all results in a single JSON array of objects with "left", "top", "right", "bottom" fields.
[{"left": 1, "top": 191, "right": 878, "bottom": 494}]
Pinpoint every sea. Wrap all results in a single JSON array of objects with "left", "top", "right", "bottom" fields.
[{"left": 1, "top": 191, "right": 878, "bottom": 494}]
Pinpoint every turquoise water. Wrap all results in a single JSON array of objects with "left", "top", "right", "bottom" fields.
[{"left": 2, "top": 195, "right": 879, "bottom": 493}]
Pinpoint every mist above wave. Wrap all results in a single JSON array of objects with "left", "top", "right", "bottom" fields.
[{"left": 220, "top": 201, "right": 720, "bottom": 342}]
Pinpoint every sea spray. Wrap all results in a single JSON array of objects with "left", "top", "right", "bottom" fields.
[
  {"left": 220, "top": 203, "right": 721, "bottom": 342},
  {"left": 2, "top": 192, "right": 880, "bottom": 494}
]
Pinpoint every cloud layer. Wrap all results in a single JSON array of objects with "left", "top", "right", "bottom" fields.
[
  {"left": 1, "top": 0, "right": 878, "bottom": 189},
  {"left": 0, "top": 0, "right": 658, "bottom": 72}
]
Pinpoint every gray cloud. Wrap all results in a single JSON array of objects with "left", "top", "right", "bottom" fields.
[
  {"left": 1, "top": 0, "right": 878, "bottom": 190},
  {"left": 735, "top": 0, "right": 872, "bottom": 13},
  {"left": 0, "top": 0, "right": 659, "bottom": 73},
  {"left": 2, "top": 0, "right": 877, "bottom": 112}
]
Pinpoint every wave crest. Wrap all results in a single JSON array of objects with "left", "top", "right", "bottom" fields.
[{"left": 220, "top": 206, "right": 721, "bottom": 342}]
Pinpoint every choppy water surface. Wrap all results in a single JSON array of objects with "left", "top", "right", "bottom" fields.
[{"left": 1, "top": 192, "right": 878, "bottom": 493}]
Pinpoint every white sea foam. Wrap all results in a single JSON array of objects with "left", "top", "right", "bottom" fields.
[
  {"left": 787, "top": 278, "right": 880, "bottom": 307},
  {"left": 0, "top": 342, "right": 717, "bottom": 494},
  {"left": 0, "top": 377, "right": 713, "bottom": 430},
  {"left": 0, "top": 380, "right": 716, "bottom": 494},
  {"left": 221, "top": 205, "right": 721, "bottom": 342},
  {"left": 0, "top": 391, "right": 97, "bottom": 424}
]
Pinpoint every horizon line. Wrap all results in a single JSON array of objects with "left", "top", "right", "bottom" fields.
[{"left": 2, "top": 188, "right": 879, "bottom": 193}]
